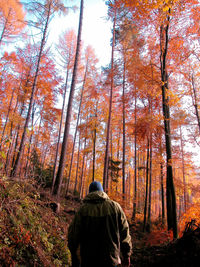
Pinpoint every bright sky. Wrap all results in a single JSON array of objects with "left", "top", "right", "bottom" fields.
[{"left": 49, "top": 0, "right": 112, "bottom": 67}]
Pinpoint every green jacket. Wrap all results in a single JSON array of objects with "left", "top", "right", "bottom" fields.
[{"left": 68, "top": 191, "right": 132, "bottom": 267}]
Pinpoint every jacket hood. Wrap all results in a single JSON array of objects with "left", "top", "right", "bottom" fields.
[{"left": 83, "top": 191, "right": 109, "bottom": 203}]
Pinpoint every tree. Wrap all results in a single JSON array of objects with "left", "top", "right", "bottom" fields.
[
  {"left": 53, "top": 0, "right": 84, "bottom": 197},
  {"left": 0, "top": 0, "right": 25, "bottom": 46},
  {"left": 103, "top": 2, "right": 117, "bottom": 191},
  {"left": 160, "top": 10, "right": 177, "bottom": 238},
  {"left": 51, "top": 29, "right": 77, "bottom": 193},
  {"left": 11, "top": 0, "right": 66, "bottom": 177}
]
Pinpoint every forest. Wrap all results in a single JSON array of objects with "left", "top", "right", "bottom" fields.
[{"left": 0, "top": 0, "right": 200, "bottom": 266}]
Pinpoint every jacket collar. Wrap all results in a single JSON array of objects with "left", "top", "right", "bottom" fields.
[{"left": 83, "top": 191, "right": 109, "bottom": 203}]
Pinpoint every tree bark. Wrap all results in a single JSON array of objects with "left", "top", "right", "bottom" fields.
[
  {"left": 180, "top": 126, "right": 187, "bottom": 212},
  {"left": 51, "top": 68, "right": 69, "bottom": 193},
  {"left": 0, "top": 9, "right": 10, "bottom": 46},
  {"left": 53, "top": 0, "right": 84, "bottom": 197},
  {"left": 74, "top": 131, "right": 81, "bottom": 194},
  {"left": 160, "top": 17, "right": 177, "bottom": 238},
  {"left": 191, "top": 73, "right": 200, "bottom": 135},
  {"left": 147, "top": 133, "right": 152, "bottom": 232},
  {"left": 65, "top": 61, "right": 88, "bottom": 195},
  {"left": 11, "top": 1, "right": 52, "bottom": 177},
  {"left": 103, "top": 6, "right": 117, "bottom": 191},
  {"left": 0, "top": 86, "right": 15, "bottom": 150},
  {"left": 132, "top": 90, "right": 137, "bottom": 220},
  {"left": 122, "top": 57, "right": 126, "bottom": 200},
  {"left": 92, "top": 103, "right": 98, "bottom": 181},
  {"left": 160, "top": 161, "right": 165, "bottom": 225},
  {"left": 79, "top": 137, "right": 87, "bottom": 199},
  {"left": 143, "top": 138, "right": 150, "bottom": 232}
]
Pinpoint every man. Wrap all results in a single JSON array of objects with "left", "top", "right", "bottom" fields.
[{"left": 68, "top": 181, "right": 132, "bottom": 267}]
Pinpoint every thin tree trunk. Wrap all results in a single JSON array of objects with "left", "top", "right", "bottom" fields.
[
  {"left": 132, "top": 91, "right": 137, "bottom": 220},
  {"left": 53, "top": 0, "right": 84, "bottom": 197},
  {"left": 92, "top": 103, "right": 98, "bottom": 181},
  {"left": 5, "top": 88, "right": 20, "bottom": 173},
  {"left": 8, "top": 73, "right": 31, "bottom": 172},
  {"left": 65, "top": 61, "right": 88, "bottom": 195},
  {"left": 160, "top": 161, "right": 165, "bottom": 225},
  {"left": 74, "top": 131, "right": 81, "bottom": 194},
  {"left": 81, "top": 156, "right": 88, "bottom": 199},
  {"left": 116, "top": 128, "right": 121, "bottom": 192},
  {"left": 147, "top": 85, "right": 153, "bottom": 231},
  {"left": 109, "top": 129, "right": 113, "bottom": 191},
  {"left": 128, "top": 170, "right": 131, "bottom": 208},
  {"left": 79, "top": 137, "right": 87, "bottom": 199},
  {"left": 137, "top": 151, "right": 141, "bottom": 212},
  {"left": 25, "top": 99, "right": 38, "bottom": 177},
  {"left": 0, "top": 87, "right": 15, "bottom": 150},
  {"left": 180, "top": 126, "right": 187, "bottom": 212},
  {"left": 191, "top": 73, "right": 200, "bottom": 135},
  {"left": 11, "top": 1, "right": 52, "bottom": 177},
  {"left": 11, "top": 101, "right": 26, "bottom": 172},
  {"left": 103, "top": 6, "right": 117, "bottom": 191},
  {"left": 122, "top": 57, "right": 126, "bottom": 200},
  {"left": 25, "top": 120, "right": 34, "bottom": 178},
  {"left": 143, "top": 138, "right": 150, "bottom": 232},
  {"left": 51, "top": 68, "right": 69, "bottom": 193},
  {"left": 147, "top": 133, "right": 152, "bottom": 232},
  {"left": 0, "top": 9, "right": 10, "bottom": 46},
  {"left": 160, "top": 16, "right": 177, "bottom": 238}
]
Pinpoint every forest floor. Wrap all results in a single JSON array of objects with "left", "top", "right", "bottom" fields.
[{"left": 0, "top": 177, "right": 200, "bottom": 266}]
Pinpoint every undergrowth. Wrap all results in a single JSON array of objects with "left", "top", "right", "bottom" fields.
[{"left": 0, "top": 177, "right": 71, "bottom": 267}]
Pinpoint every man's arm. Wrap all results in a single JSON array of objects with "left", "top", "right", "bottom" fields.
[
  {"left": 118, "top": 205, "right": 132, "bottom": 266},
  {"left": 68, "top": 211, "right": 82, "bottom": 267}
]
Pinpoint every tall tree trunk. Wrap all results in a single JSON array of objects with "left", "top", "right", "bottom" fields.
[
  {"left": 132, "top": 90, "right": 137, "bottom": 220},
  {"left": 137, "top": 151, "right": 141, "bottom": 212},
  {"left": 115, "top": 128, "right": 121, "bottom": 192},
  {"left": 103, "top": 6, "right": 117, "bottom": 191},
  {"left": 0, "top": 9, "right": 10, "bottom": 46},
  {"left": 34, "top": 113, "right": 42, "bottom": 151},
  {"left": 11, "top": 1, "right": 52, "bottom": 177},
  {"left": 10, "top": 101, "right": 26, "bottom": 172},
  {"left": 74, "top": 131, "right": 81, "bottom": 194},
  {"left": 53, "top": 0, "right": 84, "bottom": 197},
  {"left": 160, "top": 161, "right": 165, "bottom": 225},
  {"left": 109, "top": 129, "right": 113, "bottom": 191},
  {"left": 65, "top": 61, "right": 88, "bottom": 195},
  {"left": 5, "top": 90, "right": 20, "bottom": 174},
  {"left": 147, "top": 87, "right": 153, "bottom": 231},
  {"left": 51, "top": 68, "right": 69, "bottom": 193},
  {"left": 0, "top": 87, "right": 15, "bottom": 150},
  {"left": 143, "top": 138, "right": 150, "bottom": 232},
  {"left": 191, "top": 73, "right": 200, "bottom": 135},
  {"left": 24, "top": 113, "right": 34, "bottom": 178},
  {"left": 160, "top": 16, "right": 177, "bottom": 238},
  {"left": 122, "top": 57, "right": 126, "bottom": 200},
  {"left": 147, "top": 133, "right": 152, "bottom": 232},
  {"left": 79, "top": 137, "right": 87, "bottom": 199},
  {"left": 92, "top": 103, "right": 98, "bottom": 181},
  {"left": 180, "top": 126, "right": 187, "bottom": 212}
]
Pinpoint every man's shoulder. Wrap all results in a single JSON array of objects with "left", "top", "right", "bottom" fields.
[{"left": 105, "top": 198, "right": 122, "bottom": 213}]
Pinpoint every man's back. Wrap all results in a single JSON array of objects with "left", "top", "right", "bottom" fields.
[{"left": 68, "top": 190, "right": 132, "bottom": 267}]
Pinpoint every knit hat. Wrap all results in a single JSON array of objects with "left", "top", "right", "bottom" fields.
[{"left": 89, "top": 181, "right": 104, "bottom": 193}]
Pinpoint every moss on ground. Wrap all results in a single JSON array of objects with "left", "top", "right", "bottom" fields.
[{"left": 0, "top": 177, "right": 71, "bottom": 267}]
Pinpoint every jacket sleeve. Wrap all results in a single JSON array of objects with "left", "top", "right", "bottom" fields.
[
  {"left": 68, "top": 209, "right": 82, "bottom": 254},
  {"left": 118, "top": 205, "right": 132, "bottom": 259}
]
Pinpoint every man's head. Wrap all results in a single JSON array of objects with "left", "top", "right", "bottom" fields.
[{"left": 89, "top": 181, "right": 104, "bottom": 193}]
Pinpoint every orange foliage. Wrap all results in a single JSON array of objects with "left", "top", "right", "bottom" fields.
[
  {"left": 0, "top": 0, "right": 25, "bottom": 44},
  {"left": 144, "top": 227, "right": 173, "bottom": 246},
  {"left": 10, "top": 225, "right": 31, "bottom": 246},
  {"left": 179, "top": 203, "right": 200, "bottom": 235}
]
